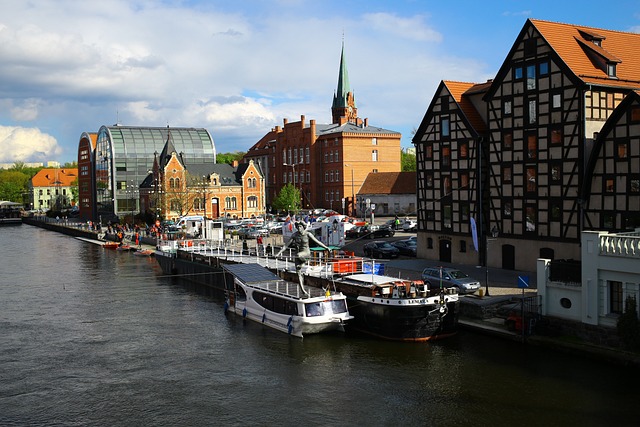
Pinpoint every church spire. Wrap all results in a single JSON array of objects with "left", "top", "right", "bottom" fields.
[{"left": 332, "top": 40, "right": 357, "bottom": 124}]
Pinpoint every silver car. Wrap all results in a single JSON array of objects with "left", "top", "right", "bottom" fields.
[{"left": 421, "top": 267, "right": 481, "bottom": 294}]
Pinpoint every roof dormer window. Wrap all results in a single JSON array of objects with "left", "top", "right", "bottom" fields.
[{"left": 607, "top": 62, "right": 617, "bottom": 78}]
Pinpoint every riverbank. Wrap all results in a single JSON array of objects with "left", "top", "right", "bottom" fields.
[{"left": 21, "top": 217, "right": 640, "bottom": 367}]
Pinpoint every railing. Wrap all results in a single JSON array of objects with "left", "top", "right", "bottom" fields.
[
  {"left": 599, "top": 234, "right": 640, "bottom": 258},
  {"left": 156, "top": 238, "right": 386, "bottom": 278}
]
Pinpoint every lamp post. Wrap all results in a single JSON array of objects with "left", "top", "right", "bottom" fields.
[
  {"left": 485, "top": 225, "right": 499, "bottom": 297},
  {"left": 202, "top": 175, "right": 208, "bottom": 240},
  {"left": 344, "top": 164, "right": 355, "bottom": 217}
]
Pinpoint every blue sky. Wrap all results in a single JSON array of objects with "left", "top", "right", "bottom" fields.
[{"left": 1, "top": 0, "right": 639, "bottom": 164}]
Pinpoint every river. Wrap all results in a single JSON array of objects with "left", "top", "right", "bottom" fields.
[{"left": 0, "top": 225, "right": 637, "bottom": 426}]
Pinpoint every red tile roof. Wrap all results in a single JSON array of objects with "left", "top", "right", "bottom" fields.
[
  {"left": 359, "top": 172, "right": 416, "bottom": 195},
  {"left": 31, "top": 168, "right": 78, "bottom": 187},
  {"left": 531, "top": 19, "right": 640, "bottom": 88},
  {"left": 443, "top": 81, "right": 488, "bottom": 133}
]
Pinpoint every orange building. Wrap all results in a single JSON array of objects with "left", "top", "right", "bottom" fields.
[
  {"left": 29, "top": 168, "right": 79, "bottom": 212},
  {"left": 244, "top": 43, "right": 401, "bottom": 215},
  {"left": 141, "top": 134, "right": 265, "bottom": 222}
]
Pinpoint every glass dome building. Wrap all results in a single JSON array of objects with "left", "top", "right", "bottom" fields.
[{"left": 94, "top": 125, "right": 216, "bottom": 221}]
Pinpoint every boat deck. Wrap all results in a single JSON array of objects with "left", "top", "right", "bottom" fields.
[{"left": 223, "top": 263, "right": 331, "bottom": 300}]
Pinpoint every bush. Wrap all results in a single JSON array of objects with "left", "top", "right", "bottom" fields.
[{"left": 617, "top": 296, "right": 640, "bottom": 351}]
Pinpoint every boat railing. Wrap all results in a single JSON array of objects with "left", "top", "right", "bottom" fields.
[{"left": 157, "top": 238, "right": 388, "bottom": 278}]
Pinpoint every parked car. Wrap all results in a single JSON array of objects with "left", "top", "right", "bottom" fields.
[
  {"left": 363, "top": 241, "right": 400, "bottom": 259},
  {"left": 402, "top": 219, "right": 417, "bottom": 232},
  {"left": 392, "top": 239, "right": 417, "bottom": 256},
  {"left": 421, "top": 267, "right": 481, "bottom": 295},
  {"left": 346, "top": 225, "right": 395, "bottom": 239}
]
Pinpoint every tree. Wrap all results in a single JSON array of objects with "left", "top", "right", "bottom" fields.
[
  {"left": 216, "top": 151, "right": 246, "bottom": 165},
  {"left": 617, "top": 296, "right": 640, "bottom": 351},
  {"left": 0, "top": 170, "right": 30, "bottom": 202},
  {"left": 401, "top": 150, "right": 416, "bottom": 172},
  {"left": 271, "top": 183, "right": 301, "bottom": 214}
]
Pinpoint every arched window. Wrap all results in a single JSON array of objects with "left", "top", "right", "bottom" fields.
[
  {"left": 175, "top": 178, "right": 180, "bottom": 188},
  {"left": 225, "top": 197, "right": 231, "bottom": 210},
  {"left": 193, "top": 198, "right": 202, "bottom": 210},
  {"left": 169, "top": 178, "right": 175, "bottom": 188},
  {"left": 248, "top": 196, "right": 258, "bottom": 208}
]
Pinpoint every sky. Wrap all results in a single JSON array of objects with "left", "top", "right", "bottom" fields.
[{"left": 1, "top": 0, "right": 639, "bottom": 165}]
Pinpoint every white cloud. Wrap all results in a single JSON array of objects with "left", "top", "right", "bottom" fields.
[
  {"left": 0, "top": 126, "right": 62, "bottom": 162},
  {"left": 361, "top": 12, "right": 442, "bottom": 42},
  {"left": 11, "top": 99, "right": 42, "bottom": 121}
]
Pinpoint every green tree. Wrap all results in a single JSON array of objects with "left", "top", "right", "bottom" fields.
[
  {"left": 617, "top": 296, "right": 640, "bottom": 351},
  {"left": 0, "top": 170, "right": 30, "bottom": 202},
  {"left": 217, "top": 151, "right": 246, "bottom": 165},
  {"left": 271, "top": 183, "right": 301, "bottom": 214},
  {"left": 401, "top": 150, "right": 416, "bottom": 172}
]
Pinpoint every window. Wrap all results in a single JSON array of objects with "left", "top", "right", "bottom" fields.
[
  {"left": 527, "top": 167, "right": 537, "bottom": 192},
  {"left": 329, "top": 151, "right": 334, "bottom": 162},
  {"left": 442, "top": 146, "right": 451, "bottom": 167},
  {"left": 306, "top": 147, "right": 310, "bottom": 163},
  {"left": 550, "top": 200, "right": 561, "bottom": 221},
  {"left": 524, "top": 39, "right": 536, "bottom": 57},
  {"left": 372, "top": 150, "right": 378, "bottom": 161},
  {"left": 503, "top": 201, "right": 512, "bottom": 218},
  {"left": 461, "top": 204, "right": 469, "bottom": 221},
  {"left": 459, "top": 142, "right": 468, "bottom": 159},
  {"left": 603, "top": 212, "right": 615, "bottom": 229},
  {"left": 372, "top": 138, "right": 377, "bottom": 145},
  {"left": 539, "top": 61, "right": 549, "bottom": 75},
  {"left": 503, "top": 132, "right": 513, "bottom": 149},
  {"left": 527, "top": 65, "right": 536, "bottom": 90},
  {"left": 528, "top": 99, "right": 537, "bottom": 124},
  {"left": 546, "top": 128, "right": 560, "bottom": 147},
  {"left": 425, "top": 144, "right": 433, "bottom": 159},
  {"left": 193, "top": 198, "right": 202, "bottom": 210},
  {"left": 460, "top": 240, "right": 467, "bottom": 253},
  {"left": 552, "top": 93, "right": 562, "bottom": 109},
  {"left": 504, "top": 100, "right": 512, "bottom": 115},
  {"left": 527, "top": 134, "right": 537, "bottom": 160},
  {"left": 441, "top": 117, "right": 450, "bottom": 138},
  {"left": 460, "top": 172, "right": 469, "bottom": 189},
  {"left": 503, "top": 166, "right": 512, "bottom": 183},
  {"left": 630, "top": 177, "right": 640, "bottom": 193},
  {"left": 324, "top": 172, "right": 328, "bottom": 182},
  {"left": 617, "top": 141, "right": 628, "bottom": 159},
  {"left": 425, "top": 173, "right": 434, "bottom": 188},
  {"left": 631, "top": 107, "right": 640, "bottom": 122},
  {"left": 335, "top": 150, "right": 339, "bottom": 162},
  {"left": 514, "top": 66, "right": 523, "bottom": 80},
  {"left": 605, "top": 176, "right": 615, "bottom": 193},
  {"left": 609, "top": 281, "right": 623, "bottom": 314},
  {"left": 247, "top": 196, "right": 258, "bottom": 208},
  {"left": 526, "top": 206, "right": 536, "bottom": 232},
  {"left": 443, "top": 176, "right": 452, "bottom": 196},
  {"left": 607, "top": 63, "right": 617, "bottom": 78},
  {"left": 443, "top": 205, "right": 452, "bottom": 229},
  {"left": 551, "top": 164, "right": 561, "bottom": 183}
]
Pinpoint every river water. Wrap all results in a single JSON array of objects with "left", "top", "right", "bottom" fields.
[{"left": 1, "top": 225, "right": 638, "bottom": 426}]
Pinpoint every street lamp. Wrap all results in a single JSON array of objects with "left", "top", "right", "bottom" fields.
[
  {"left": 344, "top": 164, "right": 355, "bottom": 217},
  {"left": 485, "top": 225, "right": 499, "bottom": 297}
]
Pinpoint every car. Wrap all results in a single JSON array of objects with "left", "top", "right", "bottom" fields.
[
  {"left": 392, "top": 239, "right": 417, "bottom": 256},
  {"left": 346, "top": 225, "right": 395, "bottom": 239},
  {"left": 402, "top": 219, "right": 417, "bottom": 232},
  {"left": 363, "top": 241, "right": 400, "bottom": 259},
  {"left": 421, "top": 267, "right": 481, "bottom": 294}
]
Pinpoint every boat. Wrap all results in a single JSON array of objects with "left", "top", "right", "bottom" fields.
[
  {"left": 103, "top": 241, "right": 120, "bottom": 250},
  {"left": 0, "top": 201, "right": 24, "bottom": 226},
  {"left": 154, "top": 237, "right": 459, "bottom": 342},
  {"left": 222, "top": 263, "right": 353, "bottom": 338},
  {"left": 134, "top": 249, "right": 155, "bottom": 257}
]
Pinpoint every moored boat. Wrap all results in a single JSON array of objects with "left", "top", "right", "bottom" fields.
[{"left": 222, "top": 263, "right": 353, "bottom": 338}]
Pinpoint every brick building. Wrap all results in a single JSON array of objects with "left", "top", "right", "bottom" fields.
[{"left": 244, "top": 43, "right": 402, "bottom": 215}]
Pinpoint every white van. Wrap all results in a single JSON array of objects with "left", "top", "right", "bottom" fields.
[{"left": 175, "top": 216, "right": 205, "bottom": 235}]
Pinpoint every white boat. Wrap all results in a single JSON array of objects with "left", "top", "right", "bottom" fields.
[{"left": 222, "top": 263, "right": 353, "bottom": 338}]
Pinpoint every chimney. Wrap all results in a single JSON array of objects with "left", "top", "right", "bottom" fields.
[
  {"left": 232, "top": 160, "right": 239, "bottom": 167},
  {"left": 364, "top": 118, "right": 369, "bottom": 127},
  {"left": 301, "top": 115, "right": 305, "bottom": 128},
  {"left": 283, "top": 118, "right": 288, "bottom": 125}
]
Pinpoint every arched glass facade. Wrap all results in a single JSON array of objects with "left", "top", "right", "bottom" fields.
[{"left": 94, "top": 125, "right": 216, "bottom": 220}]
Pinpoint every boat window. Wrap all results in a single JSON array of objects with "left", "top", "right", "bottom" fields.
[
  {"left": 328, "top": 299, "right": 348, "bottom": 314},
  {"left": 305, "top": 302, "right": 325, "bottom": 317},
  {"left": 254, "top": 291, "right": 298, "bottom": 315}
]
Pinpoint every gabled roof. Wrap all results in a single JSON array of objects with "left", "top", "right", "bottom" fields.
[
  {"left": 529, "top": 19, "right": 640, "bottom": 89},
  {"left": 359, "top": 172, "right": 416, "bottom": 195},
  {"left": 157, "top": 128, "right": 182, "bottom": 170},
  {"left": 31, "top": 168, "right": 78, "bottom": 187},
  {"left": 443, "top": 80, "right": 488, "bottom": 133}
]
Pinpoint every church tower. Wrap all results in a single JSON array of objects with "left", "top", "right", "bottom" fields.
[{"left": 331, "top": 42, "right": 358, "bottom": 125}]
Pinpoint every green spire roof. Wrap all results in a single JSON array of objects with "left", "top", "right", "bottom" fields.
[{"left": 332, "top": 42, "right": 355, "bottom": 108}]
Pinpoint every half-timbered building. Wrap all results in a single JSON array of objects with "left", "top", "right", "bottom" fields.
[{"left": 414, "top": 19, "right": 640, "bottom": 272}]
